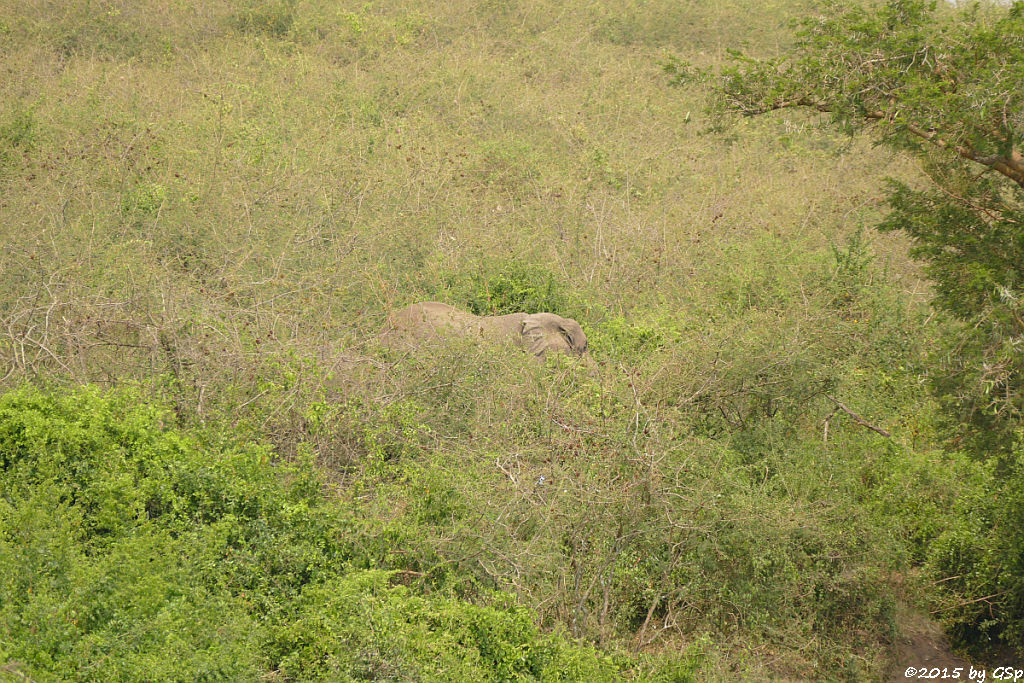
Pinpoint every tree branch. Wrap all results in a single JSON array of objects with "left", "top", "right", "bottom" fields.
[
  {"left": 900, "top": 120, "right": 1024, "bottom": 189},
  {"left": 930, "top": 590, "right": 1009, "bottom": 614},
  {"left": 824, "top": 395, "right": 891, "bottom": 437},
  {"left": 738, "top": 95, "right": 1024, "bottom": 188}
]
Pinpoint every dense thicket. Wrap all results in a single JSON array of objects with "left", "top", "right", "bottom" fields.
[
  {"left": 670, "top": 0, "right": 1024, "bottom": 453},
  {"left": 1, "top": 0, "right": 1019, "bottom": 677},
  {"left": 0, "top": 386, "right": 623, "bottom": 681},
  {"left": 672, "top": 0, "right": 1024, "bottom": 652}
]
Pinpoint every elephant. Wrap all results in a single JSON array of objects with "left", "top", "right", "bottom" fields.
[{"left": 383, "top": 302, "right": 588, "bottom": 358}]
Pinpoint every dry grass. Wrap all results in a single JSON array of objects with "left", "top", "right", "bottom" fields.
[{"left": 0, "top": 0, "right": 921, "bottom": 382}]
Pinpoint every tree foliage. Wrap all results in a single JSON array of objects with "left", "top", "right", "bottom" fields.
[{"left": 669, "top": 0, "right": 1024, "bottom": 451}]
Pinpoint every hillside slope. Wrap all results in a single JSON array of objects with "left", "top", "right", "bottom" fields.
[{"left": 1, "top": 0, "right": 1015, "bottom": 678}]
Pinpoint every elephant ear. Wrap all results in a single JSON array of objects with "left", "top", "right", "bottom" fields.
[{"left": 521, "top": 314, "right": 567, "bottom": 357}]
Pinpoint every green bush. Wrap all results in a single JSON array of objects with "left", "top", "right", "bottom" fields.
[
  {"left": 267, "top": 573, "right": 618, "bottom": 681},
  {"left": 923, "top": 440, "right": 1024, "bottom": 651},
  {"left": 441, "top": 260, "right": 570, "bottom": 316},
  {"left": 0, "top": 385, "right": 620, "bottom": 681},
  {"left": 588, "top": 313, "right": 680, "bottom": 362}
]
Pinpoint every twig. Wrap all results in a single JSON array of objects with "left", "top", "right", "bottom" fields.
[
  {"left": 1, "top": 661, "right": 37, "bottom": 681},
  {"left": 633, "top": 594, "right": 662, "bottom": 650},
  {"left": 931, "top": 574, "right": 964, "bottom": 585},
  {"left": 824, "top": 395, "right": 891, "bottom": 437},
  {"left": 930, "top": 591, "right": 1008, "bottom": 614},
  {"left": 820, "top": 406, "right": 840, "bottom": 443}
]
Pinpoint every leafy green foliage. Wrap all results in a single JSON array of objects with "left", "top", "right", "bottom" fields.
[
  {"left": 0, "top": 386, "right": 618, "bottom": 681},
  {"left": 121, "top": 182, "right": 168, "bottom": 219},
  {"left": 923, "top": 439, "right": 1024, "bottom": 649},
  {"left": 442, "top": 260, "right": 569, "bottom": 316},
  {"left": 268, "top": 575, "right": 618, "bottom": 681},
  {"left": 883, "top": 179, "right": 1024, "bottom": 451},
  {"left": 589, "top": 314, "right": 678, "bottom": 360}
]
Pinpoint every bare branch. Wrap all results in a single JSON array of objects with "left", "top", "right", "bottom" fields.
[
  {"left": 930, "top": 590, "right": 1010, "bottom": 614},
  {"left": 824, "top": 395, "right": 891, "bottom": 438}
]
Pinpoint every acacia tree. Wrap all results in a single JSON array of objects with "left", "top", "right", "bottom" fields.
[
  {"left": 669, "top": 0, "right": 1024, "bottom": 452},
  {"left": 666, "top": 0, "right": 1024, "bottom": 651}
]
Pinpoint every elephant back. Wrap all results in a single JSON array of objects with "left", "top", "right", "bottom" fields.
[
  {"left": 383, "top": 303, "right": 587, "bottom": 359},
  {"left": 389, "top": 302, "right": 478, "bottom": 340}
]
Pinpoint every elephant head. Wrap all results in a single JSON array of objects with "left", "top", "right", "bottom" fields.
[
  {"left": 384, "top": 302, "right": 588, "bottom": 359},
  {"left": 519, "top": 312, "right": 588, "bottom": 358}
]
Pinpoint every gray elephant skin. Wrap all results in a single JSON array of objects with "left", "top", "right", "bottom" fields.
[{"left": 384, "top": 302, "right": 588, "bottom": 358}]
